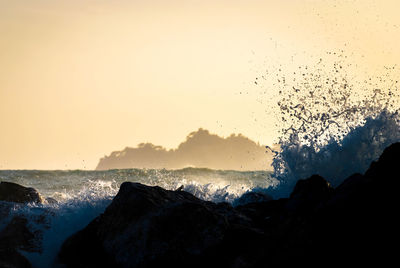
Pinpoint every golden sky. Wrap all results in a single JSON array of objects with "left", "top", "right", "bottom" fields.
[{"left": 0, "top": 0, "right": 399, "bottom": 170}]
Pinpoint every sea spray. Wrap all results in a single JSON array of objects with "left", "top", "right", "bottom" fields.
[
  {"left": 270, "top": 111, "right": 400, "bottom": 198},
  {"left": 2, "top": 51, "right": 399, "bottom": 265},
  {"left": 255, "top": 52, "right": 400, "bottom": 198},
  {"left": 0, "top": 168, "right": 272, "bottom": 267}
]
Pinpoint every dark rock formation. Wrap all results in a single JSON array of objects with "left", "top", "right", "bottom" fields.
[
  {"left": 0, "top": 209, "right": 35, "bottom": 268},
  {"left": 59, "top": 142, "right": 400, "bottom": 267},
  {"left": 0, "top": 216, "right": 40, "bottom": 253},
  {"left": 45, "top": 197, "right": 58, "bottom": 205},
  {"left": 0, "top": 249, "right": 31, "bottom": 268},
  {"left": 233, "top": 191, "right": 273, "bottom": 206},
  {"left": 286, "top": 174, "right": 333, "bottom": 213},
  {"left": 0, "top": 182, "right": 48, "bottom": 268},
  {"left": 0, "top": 181, "right": 43, "bottom": 204},
  {"left": 58, "top": 182, "right": 257, "bottom": 268}
]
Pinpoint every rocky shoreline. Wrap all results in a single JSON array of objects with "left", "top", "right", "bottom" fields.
[
  {"left": 0, "top": 182, "right": 44, "bottom": 268},
  {"left": 1, "top": 143, "right": 399, "bottom": 267}
]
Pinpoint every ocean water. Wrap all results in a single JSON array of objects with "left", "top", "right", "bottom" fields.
[
  {"left": 2, "top": 108, "right": 399, "bottom": 267},
  {"left": 0, "top": 168, "right": 274, "bottom": 267},
  {"left": 0, "top": 168, "right": 275, "bottom": 203},
  {"left": 1, "top": 122, "right": 399, "bottom": 268},
  {"left": 1, "top": 55, "right": 399, "bottom": 267}
]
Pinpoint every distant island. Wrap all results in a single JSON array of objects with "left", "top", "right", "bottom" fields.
[{"left": 96, "top": 128, "right": 273, "bottom": 171}]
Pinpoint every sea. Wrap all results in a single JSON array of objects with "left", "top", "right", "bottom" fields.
[
  {"left": 1, "top": 56, "right": 399, "bottom": 267},
  {"left": 0, "top": 168, "right": 275, "bottom": 267},
  {"left": 1, "top": 108, "right": 399, "bottom": 267}
]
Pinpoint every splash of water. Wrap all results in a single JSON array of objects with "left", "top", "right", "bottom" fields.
[
  {"left": 257, "top": 52, "right": 400, "bottom": 197},
  {"left": 0, "top": 168, "right": 273, "bottom": 267}
]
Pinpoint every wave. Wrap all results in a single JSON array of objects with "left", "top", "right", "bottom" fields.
[
  {"left": 2, "top": 53, "right": 399, "bottom": 267},
  {"left": 0, "top": 168, "right": 273, "bottom": 267},
  {"left": 258, "top": 55, "right": 400, "bottom": 198},
  {"left": 267, "top": 111, "right": 400, "bottom": 198}
]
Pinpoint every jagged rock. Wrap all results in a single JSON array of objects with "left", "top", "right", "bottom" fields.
[
  {"left": 0, "top": 182, "right": 47, "bottom": 268},
  {"left": 364, "top": 142, "right": 400, "bottom": 197},
  {"left": 58, "top": 143, "right": 400, "bottom": 268},
  {"left": 58, "top": 182, "right": 261, "bottom": 268},
  {"left": 235, "top": 198, "right": 288, "bottom": 229},
  {"left": 286, "top": 174, "right": 334, "bottom": 213},
  {"left": 233, "top": 191, "right": 273, "bottom": 206},
  {"left": 45, "top": 197, "right": 58, "bottom": 205},
  {"left": 0, "top": 201, "right": 14, "bottom": 220},
  {"left": 0, "top": 182, "right": 43, "bottom": 204},
  {"left": 0, "top": 248, "right": 31, "bottom": 268},
  {"left": 0, "top": 216, "right": 42, "bottom": 253},
  {"left": 325, "top": 173, "right": 364, "bottom": 208},
  {"left": 0, "top": 214, "right": 37, "bottom": 268},
  {"left": 311, "top": 143, "right": 400, "bottom": 266}
]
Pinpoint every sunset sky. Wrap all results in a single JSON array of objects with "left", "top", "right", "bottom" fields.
[{"left": 1, "top": 0, "right": 399, "bottom": 170}]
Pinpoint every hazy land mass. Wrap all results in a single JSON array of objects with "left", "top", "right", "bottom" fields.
[{"left": 96, "top": 128, "right": 274, "bottom": 171}]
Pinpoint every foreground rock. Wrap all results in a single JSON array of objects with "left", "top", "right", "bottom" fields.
[
  {"left": 0, "top": 217, "right": 37, "bottom": 268},
  {"left": 58, "top": 183, "right": 261, "bottom": 267},
  {"left": 0, "top": 249, "right": 31, "bottom": 268},
  {"left": 0, "top": 182, "right": 47, "bottom": 268},
  {"left": 59, "top": 143, "right": 400, "bottom": 267},
  {"left": 0, "top": 181, "right": 43, "bottom": 204}
]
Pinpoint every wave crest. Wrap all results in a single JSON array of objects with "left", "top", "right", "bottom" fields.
[{"left": 260, "top": 55, "right": 400, "bottom": 197}]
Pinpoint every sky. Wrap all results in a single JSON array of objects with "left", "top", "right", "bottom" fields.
[{"left": 0, "top": 0, "right": 399, "bottom": 170}]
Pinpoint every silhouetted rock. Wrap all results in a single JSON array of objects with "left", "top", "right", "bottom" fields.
[
  {"left": 0, "top": 182, "right": 48, "bottom": 268},
  {"left": 311, "top": 142, "right": 400, "bottom": 266},
  {"left": 58, "top": 182, "right": 261, "bottom": 268},
  {"left": 233, "top": 191, "right": 273, "bottom": 206},
  {"left": 0, "top": 201, "right": 13, "bottom": 220},
  {"left": 0, "top": 181, "right": 43, "bottom": 204},
  {"left": 45, "top": 197, "right": 58, "bottom": 204},
  {"left": 58, "top": 142, "right": 400, "bottom": 268},
  {"left": 0, "top": 214, "right": 39, "bottom": 268},
  {"left": 286, "top": 174, "right": 333, "bottom": 213},
  {"left": 0, "top": 248, "right": 31, "bottom": 268},
  {"left": 0, "top": 216, "right": 41, "bottom": 253},
  {"left": 235, "top": 198, "right": 288, "bottom": 229}
]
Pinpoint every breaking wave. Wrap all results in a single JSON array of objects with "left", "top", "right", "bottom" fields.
[
  {"left": 1, "top": 51, "right": 399, "bottom": 267},
  {"left": 0, "top": 168, "right": 273, "bottom": 267},
  {"left": 258, "top": 53, "right": 400, "bottom": 198}
]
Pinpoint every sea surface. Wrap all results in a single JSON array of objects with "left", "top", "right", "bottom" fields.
[
  {"left": 1, "top": 120, "right": 400, "bottom": 268},
  {"left": 1, "top": 56, "right": 400, "bottom": 267},
  {"left": 0, "top": 168, "right": 275, "bottom": 267},
  {"left": 0, "top": 168, "right": 275, "bottom": 204},
  {"left": 2, "top": 113, "right": 400, "bottom": 268}
]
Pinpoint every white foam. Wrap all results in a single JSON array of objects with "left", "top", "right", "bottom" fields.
[{"left": 0, "top": 170, "right": 271, "bottom": 267}]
